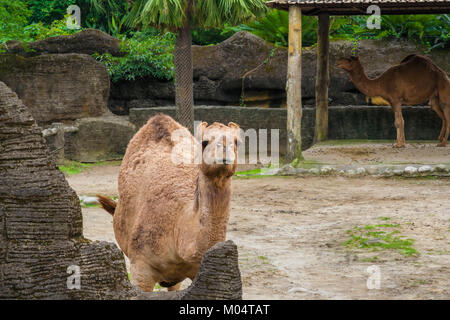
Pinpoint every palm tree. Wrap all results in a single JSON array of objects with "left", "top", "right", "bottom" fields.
[{"left": 127, "top": 0, "right": 267, "bottom": 132}]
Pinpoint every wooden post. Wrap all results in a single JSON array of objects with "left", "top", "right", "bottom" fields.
[
  {"left": 286, "top": 6, "right": 303, "bottom": 162},
  {"left": 314, "top": 13, "right": 330, "bottom": 143}
]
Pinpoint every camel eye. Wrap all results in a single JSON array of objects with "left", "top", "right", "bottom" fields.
[{"left": 202, "top": 140, "right": 208, "bottom": 150}]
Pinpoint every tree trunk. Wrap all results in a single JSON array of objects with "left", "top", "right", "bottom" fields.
[
  {"left": 286, "top": 6, "right": 303, "bottom": 162},
  {"left": 314, "top": 13, "right": 330, "bottom": 143},
  {"left": 174, "top": 22, "right": 194, "bottom": 133}
]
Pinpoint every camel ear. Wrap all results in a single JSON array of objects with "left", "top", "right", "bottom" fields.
[
  {"left": 228, "top": 122, "right": 242, "bottom": 143},
  {"left": 195, "top": 122, "right": 208, "bottom": 142},
  {"left": 228, "top": 122, "right": 240, "bottom": 130}
]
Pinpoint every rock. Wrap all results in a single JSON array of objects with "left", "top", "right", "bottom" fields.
[
  {"left": 338, "top": 170, "right": 346, "bottom": 175},
  {"left": 276, "top": 164, "right": 297, "bottom": 176},
  {"left": 346, "top": 169, "right": 356, "bottom": 176},
  {"left": 382, "top": 168, "right": 393, "bottom": 176},
  {"left": 63, "top": 115, "right": 136, "bottom": 162},
  {"left": 295, "top": 168, "right": 308, "bottom": 174},
  {"left": 0, "top": 81, "right": 135, "bottom": 299},
  {"left": 366, "top": 166, "right": 379, "bottom": 175},
  {"left": 82, "top": 196, "right": 99, "bottom": 205},
  {"left": 435, "top": 164, "right": 448, "bottom": 172},
  {"left": 262, "top": 168, "right": 279, "bottom": 176},
  {"left": 136, "top": 241, "right": 242, "bottom": 300},
  {"left": 418, "top": 165, "right": 433, "bottom": 173},
  {"left": 356, "top": 167, "right": 366, "bottom": 175},
  {"left": 404, "top": 166, "right": 418, "bottom": 175},
  {"left": 0, "top": 54, "right": 110, "bottom": 125},
  {"left": 2, "top": 29, "right": 122, "bottom": 57},
  {"left": 393, "top": 169, "right": 404, "bottom": 176},
  {"left": 320, "top": 166, "right": 334, "bottom": 174},
  {"left": 309, "top": 168, "right": 320, "bottom": 175}
]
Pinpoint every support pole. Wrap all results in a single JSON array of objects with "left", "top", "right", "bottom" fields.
[
  {"left": 314, "top": 13, "right": 330, "bottom": 143},
  {"left": 286, "top": 6, "right": 303, "bottom": 162}
]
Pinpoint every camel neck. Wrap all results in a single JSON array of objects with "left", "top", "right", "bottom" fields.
[
  {"left": 348, "top": 63, "right": 382, "bottom": 97},
  {"left": 195, "top": 172, "right": 232, "bottom": 245}
]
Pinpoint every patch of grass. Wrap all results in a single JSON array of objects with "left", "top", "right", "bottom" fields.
[
  {"left": 58, "top": 160, "right": 122, "bottom": 176},
  {"left": 361, "top": 256, "right": 379, "bottom": 263},
  {"left": 343, "top": 222, "right": 419, "bottom": 257},
  {"left": 154, "top": 283, "right": 162, "bottom": 290},
  {"left": 80, "top": 203, "right": 101, "bottom": 208},
  {"left": 235, "top": 168, "right": 265, "bottom": 176}
]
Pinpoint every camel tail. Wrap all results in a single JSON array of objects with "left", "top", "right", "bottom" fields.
[{"left": 97, "top": 195, "right": 116, "bottom": 216}]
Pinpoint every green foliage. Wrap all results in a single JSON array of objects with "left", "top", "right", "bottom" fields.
[
  {"left": 226, "top": 9, "right": 449, "bottom": 50},
  {"left": 224, "top": 9, "right": 290, "bottom": 46},
  {"left": 350, "top": 14, "right": 449, "bottom": 51},
  {"left": 0, "top": 0, "right": 32, "bottom": 43},
  {"left": 127, "top": 0, "right": 268, "bottom": 30},
  {"left": 192, "top": 27, "right": 234, "bottom": 45},
  {"left": 81, "top": 0, "right": 133, "bottom": 36},
  {"left": 25, "top": 0, "right": 75, "bottom": 25},
  {"left": 22, "top": 15, "right": 79, "bottom": 42},
  {"left": 94, "top": 31, "right": 175, "bottom": 82}
]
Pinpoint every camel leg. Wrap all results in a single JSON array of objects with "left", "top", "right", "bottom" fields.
[
  {"left": 167, "top": 282, "right": 182, "bottom": 291},
  {"left": 392, "top": 104, "right": 406, "bottom": 148},
  {"left": 130, "top": 260, "right": 156, "bottom": 292},
  {"left": 439, "top": 106, "right": 450, "bottom": 147},
  {"left": 430, "top": 96, "right": 446, "bottom": 143}
]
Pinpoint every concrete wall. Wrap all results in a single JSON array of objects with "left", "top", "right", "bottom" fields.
[{"left": 130, "top": 105, "right": 441, "bottom": 153}]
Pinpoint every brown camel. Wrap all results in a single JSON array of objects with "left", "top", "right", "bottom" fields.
[
  {"left": 337, "top": 54, "right": 450, "bottom": 147},
  {"left": 98, "top": 114, "right": 241, "bottom": 292}
]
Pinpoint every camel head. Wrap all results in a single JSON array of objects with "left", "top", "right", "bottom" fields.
[
  {"left": 336, "top": 56, "right": 360, "bottom": 72},
  {"left": 196, "top": 121, "right": 241, "bottom": 177}
]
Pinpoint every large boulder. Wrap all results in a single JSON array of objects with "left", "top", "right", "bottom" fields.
[
  {"left": 0, "top": 81, "right": 135, "bottom": 299},
  {"left": 63, "top": 115, "right": 137, "bottom": 162},
  {"left": 0, "top": 53, "right": 110, "bottom": 125},
  {"left": 109, "top": 32, "right": 449, "bottom": 113},
  {"left": 1, "top": 29, "right": 122, "bottom": 57}
]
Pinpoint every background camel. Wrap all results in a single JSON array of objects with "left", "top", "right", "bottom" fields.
[
  {"left": 98, "top": 114, "right": 241, "bottom": 292},
  {"left": 337, "top": 54, "right": 450, "bottom": 147}
]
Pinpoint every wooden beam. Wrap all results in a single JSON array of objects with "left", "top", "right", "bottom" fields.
[
  {"left": 314, "top": 13, "right": 330, "bottom": 143},
  {"left": 286, "top": 6, "right": 303, "bottom": 162}
]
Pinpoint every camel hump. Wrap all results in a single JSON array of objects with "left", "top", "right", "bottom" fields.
[
  {"left": 400, "top": 54, "right": 417, "bottom": 64},
  {"left": 147, "top": 113, "right": 184, "bottom": 145}
]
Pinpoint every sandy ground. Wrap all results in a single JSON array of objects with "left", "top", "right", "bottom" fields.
[
  {"left": 303, "top": 141, "right": 450, "bottom": 165},
  {"left": 67, "top": 163, "right": 449, "bottom": 300}
]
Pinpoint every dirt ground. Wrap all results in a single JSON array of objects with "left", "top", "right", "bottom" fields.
[
  {"left": 67, "top": 162, "right": 449, "bottom": 300},
  {"left": 303, "top": 141, "right": 450, "bottom": 165}
]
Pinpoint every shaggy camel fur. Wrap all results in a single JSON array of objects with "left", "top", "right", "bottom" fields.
[
  {"left": 98, "top": 114, "right": 241, "bottom": 292},
  {"left": 337, "top": 54, "right": 450, "bottom": 147}
]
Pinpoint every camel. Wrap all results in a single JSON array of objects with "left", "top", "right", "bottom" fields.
[
  {"left": 336, "top": 54, "right": 450, "bottom": 147},
  {"left": 98, "top": 114, "right": 241, "bottom": 292}
]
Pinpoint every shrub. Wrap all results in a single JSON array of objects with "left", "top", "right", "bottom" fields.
[
  {"left": 0, "top": 0, "right": 32, "bottom": 43},
  {"left": 94, "top": 31, "right": 175, "bottom": 82}
]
